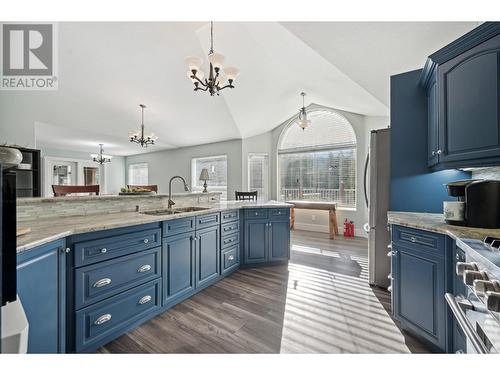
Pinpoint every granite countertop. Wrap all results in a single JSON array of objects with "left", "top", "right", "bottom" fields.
[
  {"left": 16, "top": 200, "right": 292, "bottom": 253},
  {"left": 387, "top": 211, "right": 500, "bottom": 241}
]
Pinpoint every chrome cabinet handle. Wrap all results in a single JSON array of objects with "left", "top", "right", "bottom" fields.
[
  {"left": 431, "top": 151, "right": 436, "bottom": 156},
  {"left": 139, "top": 295, "right": 152, "bottom": 305},
  {"left": 224, "top": 238, "right": 234, "bottom": 244},
  {"left": 410, "top": 236, "right": 416, "bottom": 243},
  {"left": 94, "top": 314, "right": 112, "bottom": 326},
  {"left": 100, "top": 248, "right": 107, "bottom": 254},
  {"left": 138, "top": 264, "right": 151, "bottom": 273},
  {"left": 62, "top": 247, "right": 71, "bottom": 253},
  {"left": 143, "top": 238, "right": 149, "bottom": 244},
  {"left": 93, "top": 278, "right": 112, "bottom": 288},
  {"left": 228, "top": 255, "right": 235, "bottom": 261},
  {"left": 436, "top": 149, "right": 443, "bottom": 155}
]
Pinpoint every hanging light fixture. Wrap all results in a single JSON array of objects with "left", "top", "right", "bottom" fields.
[
  {"left": 129, "top": 104, "right": 157, "bottom": 147},
  {"left": 297, "top": 92, "right": 312, "bottom": 130},
  {"left": 185, "top": 22, "right": 239, "bottom": 96},
  {"left": 91, "top": 144, "right": 112, "bottom": 164}
]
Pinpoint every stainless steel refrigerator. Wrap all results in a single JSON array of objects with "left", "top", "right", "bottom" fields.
[{"left": 363, "top": 128, "right": 391, "bottom": 288}]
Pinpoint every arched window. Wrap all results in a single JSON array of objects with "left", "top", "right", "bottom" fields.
[{"left": 278, "top": 107, "right": 357, "bottom": 208}]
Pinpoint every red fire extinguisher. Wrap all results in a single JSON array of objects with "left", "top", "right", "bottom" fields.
[
  {"left": 343, "top": 219, "right": 350, "bottom": 237},
  {"left": 348, "top": 221, "right": 355, "bottom": 237}
]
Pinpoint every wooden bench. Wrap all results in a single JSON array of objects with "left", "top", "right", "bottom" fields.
[
  {"left": 285, "top": 200, "right": 339, "bottom": 240},
  {"left": 52, "top": 184, "right": 100, "bottom": 197}
]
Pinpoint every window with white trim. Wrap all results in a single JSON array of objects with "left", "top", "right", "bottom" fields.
[
  {"left": 128, "top": 163, "right": 148, "bottom": 185},
  {"left": 191, "top": 155, "right": 227, "bottom": 200},
  {"left": 248, "top": 153, "right": 269, "bottom": 201},
  {"left": 278, "top": 108, "right": 357, "bottom": 208}
]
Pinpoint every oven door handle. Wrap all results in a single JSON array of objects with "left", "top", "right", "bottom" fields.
[{"left": 445, "top": 293, "right": 488, "bottom": 354}]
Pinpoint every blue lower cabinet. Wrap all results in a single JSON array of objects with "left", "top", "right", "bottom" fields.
[
  {"left": 75, "top": 279, "right": 161, "bottom": 353},
  {"left": 243, "top": 219, "right": 268, "bottom": 264},
  {"left": 221, "top": 245, "right": 239, "bottom": 275},
  {"left": 162, "top": 232, "right": 196, "bottom": 307},
  {"left": 242, "top": 209, "right": 290, "bottom": 266},
  {"left": 75, "top": 247, "right": 161, "bottom": 309},
  {"left": 269, "top": 221, "right": 290, "bottom": 261},
  {"left": 391, "top": 225, "right": 451, "bottom": 352},
  {"left": 196, "top": 225, "right": 220, "bottom": 289},
  {"left": 17, "top": 239, "right": 66, "bottom": 353}
]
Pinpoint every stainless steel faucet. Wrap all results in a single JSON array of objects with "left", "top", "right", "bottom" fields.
[{"left": 168, "top": 176, "right": 190, "bottom": 209}]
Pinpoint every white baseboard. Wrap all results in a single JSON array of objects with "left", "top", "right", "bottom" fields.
[{"left": 293, "top": 223, "right": 368, "bottom": 238}]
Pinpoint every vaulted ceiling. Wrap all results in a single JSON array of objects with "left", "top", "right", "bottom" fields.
[{"left": 1, "top": 21, "right": 477, "bottom": 156}]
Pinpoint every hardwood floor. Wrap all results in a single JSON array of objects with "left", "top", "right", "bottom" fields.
[{"left": 97, "top": 230, "right": 430, "bottom": 354}]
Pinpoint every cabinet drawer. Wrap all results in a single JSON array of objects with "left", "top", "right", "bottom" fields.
[
  {"left": 270, "top": 208, "right": 290, "bottom": 220},
  {"left": 221, "top": 210, "right": 239, "bottom": 223},
  {"left": 163, "top": 217, "right": 195, "bottom": 237},
  {"left": 245, "top": 209, "right": 268, "bottom": 219},
  {"left": 74, "top": 228, "right": 161, "bottom": 267},
  {"left": 75, "top": 247, "right": 161, "bottom": 309},
  {"left": 221, "top": 245, "right": 239, "bottom": 275},
  {"left": 221, "top": 220, "right": 239, "bottom": 236},
  {"left": 392, "top": 225, "right": 445, "bottom": 256},
  {"left": 75, "top": 279, "right": 161, "bottom": 352},
  {"left": 221, "top": 232, "right": 239, "bottom": 249},
  {"left": 196, "top": 212, "right": 220, "bottom": 229}
]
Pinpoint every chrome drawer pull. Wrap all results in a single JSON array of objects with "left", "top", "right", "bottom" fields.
[
  {"left": 139, "top": 295, "right": 152, "bottom": 305},
  {"left": 94, "top": 314, "right": 112, "bottom": 326},
  {"left": 224, "top": 238, "right": 234, "bottom": 243},
  {"left": 100, "top": 248, "right": 107, "bottom": 254},
  {"left": 228, "top": 255, "right": 235, "bottom": 261},
  {"left": 410, "top": 236, "right": 416, "bottom": 243},
  {"left": 138, "top": 264, "right": 152, "bottom": 273},
  {"left": 93, "top": 278, "right": 112, "bottom": 288},
  {"left": 143, "top": 238, "right": 149, "bottom": 244}
]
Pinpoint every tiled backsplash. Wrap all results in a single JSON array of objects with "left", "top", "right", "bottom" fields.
[
  {"left": 17, "top": 193, "right": 221, "bottom": 222},
  {"left": 471, "top": 166, "right": 500, "bottom": 180}
]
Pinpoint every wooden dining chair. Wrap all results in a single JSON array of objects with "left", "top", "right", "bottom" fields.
[
  {"left": 235, "top": 191, "right": 258, "bottom": 201},
  {"left": 52, "top": 185, "right": 100, "bottom": 197},
  {"left": 127, "top": 185, "right": 158, "bottom": 193}
]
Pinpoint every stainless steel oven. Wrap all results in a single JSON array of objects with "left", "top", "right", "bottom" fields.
[{"left": 447, "top": 237, "right": 500, "bottom": 354}]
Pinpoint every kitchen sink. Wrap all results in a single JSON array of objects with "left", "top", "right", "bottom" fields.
[
  {"left": 140, "top": 207, "right": 210, "bottom": 216},
  {"left": 174, "top": 206, "right": 210, "bottom": 213}
]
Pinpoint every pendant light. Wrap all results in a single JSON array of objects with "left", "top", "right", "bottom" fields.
[
  {"left": 297, "top": 92, "right": 311, "bottom": 130},
  {"left": 185, "top": 22, "right": 240, "bottom": 96},
  {"left": 129, "top": 104, "right": 158, "bottom": 147},
  {"left": 91, "top": 144, "right": 112, "bottom": 164}
]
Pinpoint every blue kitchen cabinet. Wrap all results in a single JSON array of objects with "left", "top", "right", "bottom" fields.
[
  {"left": 391, "top": 225, "right": 451, "bottom": 352},
  {"left": 16, "top": 239, "right": 66, "bottom": 353},
  {"left": 242, "top": 208, "right": 290, "bottom": 265},
  {"left": 243, "top": 219, "right": 268, "bottom": 264},
  {"left": 437, "top": 33, "right": 500, "bottom": 166},
  {"left": 426, "top": 73, "right": 439, "bottom": 167},
  {"left": 195, "top": 225, "right": 220, "bottom": 289},
  {"left": 162, "top": 232, "right": 196, "bottom": 307}
]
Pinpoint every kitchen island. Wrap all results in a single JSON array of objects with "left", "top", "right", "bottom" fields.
[{"left": 14, "top": 196, "right": 292, "bottom": 353}]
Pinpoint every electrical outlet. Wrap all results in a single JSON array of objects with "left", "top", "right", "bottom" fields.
[{"left": 311, "top": 214, "right": 316, "bottom": 221}]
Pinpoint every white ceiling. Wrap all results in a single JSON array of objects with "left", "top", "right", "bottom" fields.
[{"left": 3, "top": 22, "right": 478, "bottom": 156}]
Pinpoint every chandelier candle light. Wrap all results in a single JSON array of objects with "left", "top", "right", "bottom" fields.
[
  {"left": 129, "top": 104, "right": 158, "bottom": 147},
  {"left": 91, "top": 144, "right": 112, "bottom": 165},
  {"left": 297, "top": 92, "right": 312, "bottom": 130},
  {"left": 185, "top": 22, "right": 240, "bottom": 96}
]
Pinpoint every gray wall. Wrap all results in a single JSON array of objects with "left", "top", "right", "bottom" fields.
[{"left": 125, "top": 139, "right": 243, "bottom": 196}]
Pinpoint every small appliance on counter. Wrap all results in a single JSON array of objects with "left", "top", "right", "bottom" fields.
[{"left": 444, "top": 179, "right": 500, "bottom": 228}]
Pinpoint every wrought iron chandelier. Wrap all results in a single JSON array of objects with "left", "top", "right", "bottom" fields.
[
  {"left": 91, "top": 144, "right": 112, "bottom": 164},
  {"left": 297, "top": 92, "right": 312, "bottom": 130},
  {"left": 185, "top": 22, "right": 240, "bottom": 96},
  {"left": 129, "top": 104, "right": 157, "bottom": 147}
]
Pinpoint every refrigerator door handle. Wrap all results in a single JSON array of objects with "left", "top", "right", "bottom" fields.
[
  {"left": 363, "top": 152, "right": 369, "bottom": 208},
  {"left": 363, "top": 223, "right": 373, "bottom": 233}
]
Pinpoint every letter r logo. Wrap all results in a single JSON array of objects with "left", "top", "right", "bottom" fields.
[{"left": 2, "top": 24, "right": 53, "bottom": 76}]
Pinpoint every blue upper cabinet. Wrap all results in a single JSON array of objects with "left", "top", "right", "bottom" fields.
[
  {"left": 17, "top": 239, "right": 66, "bottom": 353},
  {"left": 437, "top": 33, "right": 500, "bottom": 166},
  {"left": 420, "top": 22, "right": 500, "bottom": 169}
]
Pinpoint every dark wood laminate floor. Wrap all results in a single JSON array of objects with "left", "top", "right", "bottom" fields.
[{"left": 97, "top": 230, "right": 430, "bottom": 354}]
